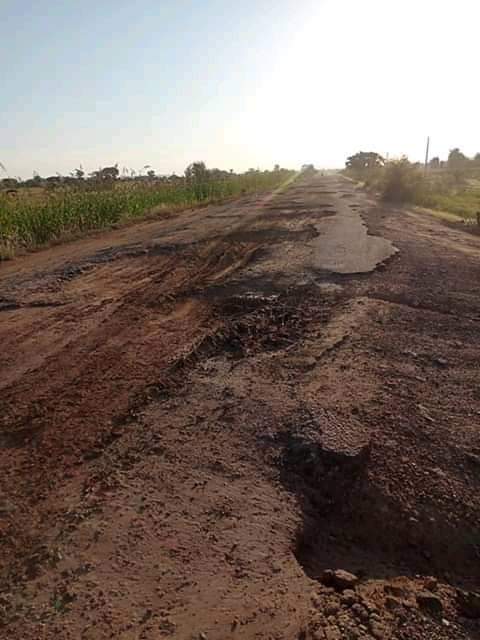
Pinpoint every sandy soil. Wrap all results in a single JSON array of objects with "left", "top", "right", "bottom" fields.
[{"left": 1, "top": 175, "right": 480, "bottom": 639}]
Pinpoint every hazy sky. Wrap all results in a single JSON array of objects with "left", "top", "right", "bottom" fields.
[{"left": 2, "top": 0, "right": 479, "bottom": 178}]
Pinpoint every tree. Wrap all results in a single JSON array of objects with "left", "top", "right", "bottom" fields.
[
  {"left": 447, "top": 148, "right": 468, "bottom": 170},
  {"left": 147, "top": 169, "right": 156, "bottom": 179},
  {"left": 447, "top": 148, "right": 469, "bottom": 185},
  {"left": 185, "top": 161, "right": 209, "bottom": 183},
  {"left": 1, "top": 177, "right": 18, "bottom": 189},
  {"left": 23, "top": 172, "right": 44, "bottom": 187},
  {"left": 90, "top": 164, "right": 119, "bottom": 181},
  {"left": 46, "top": 176, "right": 62, "bottom": 188},
  {"left": 140, "top": 165, "right": 151, "bottom": 177},
  {"left": 345, "top": 152, "right": 384, "bottom": 171}
]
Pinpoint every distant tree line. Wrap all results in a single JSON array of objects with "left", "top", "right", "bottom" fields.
[{"left": 346, "top": 149, "right": 480, "bottom": 174}]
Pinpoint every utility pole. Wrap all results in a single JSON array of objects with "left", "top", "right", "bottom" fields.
[{"left": 424, "top": 136, "right": 430, "bottom": 172}]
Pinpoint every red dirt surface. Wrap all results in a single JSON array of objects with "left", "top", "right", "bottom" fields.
[{"left": 1, "top": 176, "right": 480, "bottom": 639}]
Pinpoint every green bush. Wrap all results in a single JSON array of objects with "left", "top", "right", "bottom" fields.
[{"left": 381, "top": 160, "right": 426, "bottom": 203}]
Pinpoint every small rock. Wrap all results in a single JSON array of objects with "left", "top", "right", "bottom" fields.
[
  {"left": 322, "top": 569, "right": 359, "bottom": 592},
  {"left": 140, "top": 609, "right": 153, "bottom": 624},
  {"left": 385, "top": 596, "right": 403, "bottom": 612},
  {"left": 360, "top": 598, "right": 379, "bottom": 614},
  {"left": 199, "top": 633, "right": 208, "bottom": 640},
  {"left": 416, "top": 592, "right": 443, "bottom": 616},
  {"left": 457, "top": 589, "right": 480, "bottom": 619},
  {"left": 340, "top": 590, "right": 357, "bottom": 606},
  {"left": 342, "top": 627, "right": 360, "bottom": 640},
  {"left": 370, "top": 621, "right": 387, "bottom": 639},
  {"left": 324, "top": 626, "right": 341, "bottom": 640},
  {"left": 351, "top": 603, "right": 369, "bottom": 623},
  {"left": 433, "top": 357, "right": 448, "bottom": 368},
  {"left": 324, "top": 599, "right": 340, "bottom": 616},
  {"left": 418, "top": 404, "right": 435, "bottom": 423},
  {"left": 0, "top": 500, "right": 15, "bottom": 515},
  {"left": 465, "top": 452, "right": 480, "bottom": 467},
  {"left": 321, "top": 570, "right": 335, "bottom": 586},
  {"left": 384, "top": 584, "right": 407, "bottom": 599},
  {"left": 285, "top": 355, "right": 317, "bottom": 371},
  {"left": 423, "top": 577, "right": 438, "bottom": 592},
  {"left": 311, "top": 592, "right": 322, "bottom": 609}
]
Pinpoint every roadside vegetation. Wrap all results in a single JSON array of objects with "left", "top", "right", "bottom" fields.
[
  {"left": 0, "top": 163, "right": 295, "bottom": 259},
  {"left": 344, "top": 149, "right": 480, "bottom": 223}
]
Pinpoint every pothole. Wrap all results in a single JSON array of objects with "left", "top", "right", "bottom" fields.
[
  {"left": 224, "top": 225, "right": 319, "bottom": 244},
  {"left": 214, "top": 286, "right": 331, "bottom": 357},
  {"left": 118, "top": 285, "right": 336, "bottom": 426},
  {"left": 280, "top": 408, "right": 371, "bottom": 511},
  {"left": 278, "top": 408, "right": 480, "bottom": 590}
]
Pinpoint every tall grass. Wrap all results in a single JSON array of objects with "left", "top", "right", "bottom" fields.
[
  {"left": 0, "top": 170, "right": 294, "bottom": 258},
  {"left": 426, "top": 191, "right": 480, "bottom": 218}
]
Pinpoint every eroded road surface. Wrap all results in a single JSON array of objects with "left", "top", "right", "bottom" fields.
[{"left": 1, "top": 175, "right": 480, "bottom": 639}]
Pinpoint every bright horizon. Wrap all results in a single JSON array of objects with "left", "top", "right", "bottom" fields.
[{"left": 2, "top": 0, "right": 479, "bottom": 179}]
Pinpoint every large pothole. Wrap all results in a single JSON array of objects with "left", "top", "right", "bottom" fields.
[{"left": 279, "top": 408, "right": 480, "bottom": 590}]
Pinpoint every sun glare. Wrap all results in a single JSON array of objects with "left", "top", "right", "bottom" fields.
[{"left": 237, "top": 0, "right": 479, "bottom": 168}]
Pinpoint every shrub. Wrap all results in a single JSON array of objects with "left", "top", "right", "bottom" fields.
[{"left": 381, "top": 159, "right": 425, "bottom": 203}]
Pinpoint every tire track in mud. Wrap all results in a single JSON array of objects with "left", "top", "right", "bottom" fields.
[{"left": 0, "top": 199, "right": 340, "bottom": 605}]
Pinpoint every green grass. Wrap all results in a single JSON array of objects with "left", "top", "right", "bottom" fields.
[
  {"left": 423, "top": 188, "right": 480, "bottom": 219},
  {"left": 0, "top": 171, "right": 295, "bottom": 259}
]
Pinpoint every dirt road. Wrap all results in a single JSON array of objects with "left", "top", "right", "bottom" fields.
[{"left": 1, "top": 175, "right": 480, "bottom": 639}]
